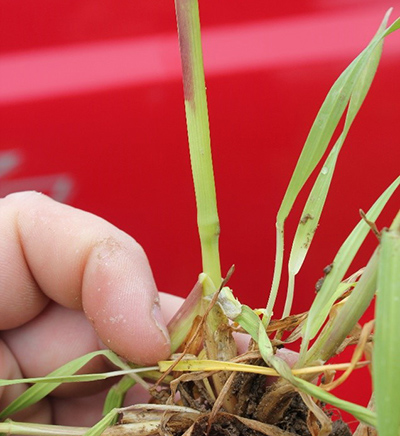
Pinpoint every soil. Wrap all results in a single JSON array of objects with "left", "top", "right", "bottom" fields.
[
  {"left": 145, "top": 342, "right": 354, "bottom": 436},
  {"left": 275, "top": 394, "right": 352, "bottom": 436},
  {"left": 178, "top": 395, "right": 352, "bottom": 436},
  {"left": 169, "top": 366, "right": 353, "bottom": 436}
]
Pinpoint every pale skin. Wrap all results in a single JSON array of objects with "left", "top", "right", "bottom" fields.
[
  {"left": 0, "top": 191, "right": 298, "bottom": 428},
  {"left": 0, "top": 191, "right": 183, "bottom": 426}
]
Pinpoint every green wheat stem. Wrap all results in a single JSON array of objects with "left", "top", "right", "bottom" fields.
[
  {"left": 175, "top": 0, "right": 221, "bottom": 290},
  {"left": 0, "top": 421, "right": 88, "bottom": 436},
  {"left": 174, "top": 5, "right": 235, "bottom": 406}
]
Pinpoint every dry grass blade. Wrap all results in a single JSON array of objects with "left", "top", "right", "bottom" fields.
[
  {"left": 176, "top": 411, "right": 296, "bottom": 436},
  {"left": 360, "top": 209, "right": 381, "bottom": 240},
  {"left": 231, "top": 413, "right": 294, "bottom": 436},
  {"left": 159, "top": 412, "right": 199, "bottom": 436},
  {"left": 108, "top": 405, "right": 200, "bottom": 436},
  {"left": 206, "top": 371, "right": 236, "bottom": 432},
  {"left": 154, "top": 282, "right": 222, "bottom": 388},
  {"left": 323, "top": 320, "right": 374, "bottom": 391},
  {"left": 299, "top": 392, "right": 332, "bottom": 436},
  {"left": 168, "top": 367, "right": 219, "bottom": 410},
  {"left": 335, "top": 323, "right": 362, "bottom": 356},
  {"left": 167, "top": 279, "right": 203, "bottom": 353},
  {"left": 159, "top": 358, "right": 369, "bottom": 378},
  {"left": 267, "top": 312, "right": 308, "bottom": 333}
]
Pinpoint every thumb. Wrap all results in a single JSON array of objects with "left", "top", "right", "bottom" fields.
[
  {"left": 0, "top": 191, "right": 170, "bottom": 365},
  {"left": 82, "top": 235, "right": 171, "bottom": 365}
]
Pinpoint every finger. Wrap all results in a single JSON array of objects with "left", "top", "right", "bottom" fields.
[
  {"left": 2, "top": 295, "right": 184, "bottom": 400},
  {"left": 158, "top": 292, "right": 184, "bottom": 324},
  {"left": 51, "top": 295, "right": 184, "bottom": 425},
  {"left": 266, "top": 348, "right": 300, "bottom": 386},
  {"left": 0, "top": 191, "right": 169, "bottom": 365},
  {"left": 233, "top": 332, "right": 251, "bottom": 354},
  {"left": 0, "top": 339, "right": 51, "bottom": 423},
  {"left": 2, "top": 303, "right": 113, "bottom": 397},
  {"left": 52, "top": 390, "right": 108, "bottom": 427},
  {"left": 275, "top": 348, "right": 299, "bottom": 369},
  {"left": 52, "top": 383, "right": 150, "bottom": 426}
]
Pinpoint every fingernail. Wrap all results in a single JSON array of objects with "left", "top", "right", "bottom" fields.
[{"left": 152, "top": 304, "right": 170, "bottom": 346}]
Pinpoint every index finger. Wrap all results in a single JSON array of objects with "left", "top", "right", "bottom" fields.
[{"left": 0, "top": 191, "right": 170, "bottom": 365}]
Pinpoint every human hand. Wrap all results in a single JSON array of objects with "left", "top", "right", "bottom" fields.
[{"left": 0, "top": 191, "right": 183, "bottom": 426}]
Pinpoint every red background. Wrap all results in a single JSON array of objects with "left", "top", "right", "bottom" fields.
[{"left": 1, "top": 0, "right": 399, "bottom": 428}]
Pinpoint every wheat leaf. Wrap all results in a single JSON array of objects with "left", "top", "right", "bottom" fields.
[
  {"left": 302, "top": 176, "right": 400, "bottom": 347},
  {"left": 374, "top": 223, "right": 400, "bottom": 436}
]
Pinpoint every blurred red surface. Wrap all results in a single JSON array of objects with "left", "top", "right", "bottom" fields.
[{"left": 1, "top": 0, "right": 399, "bottom": 427}]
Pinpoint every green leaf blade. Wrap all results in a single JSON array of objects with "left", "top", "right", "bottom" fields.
[
  {"left": 83, "top": 409, "right": 119, "bottom": 436},
  {"left": 0, "top": 350, "right": 128, "bottom": 419},
  {"left": 267, "top": 10, "right": 392, "bottom": 319},
  {"left": 302, "top": 176, "right": 400, "bottom": 346},
  {"left": 374, "top": 226, "right": 400, "bottom": 436},
  {"left": 284, "top": 30, "right": 385, "bottom": 318}
]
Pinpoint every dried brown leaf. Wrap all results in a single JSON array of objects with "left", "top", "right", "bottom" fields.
[{"left": 300, "top": 392, "right": 332, "bottom": 436}]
